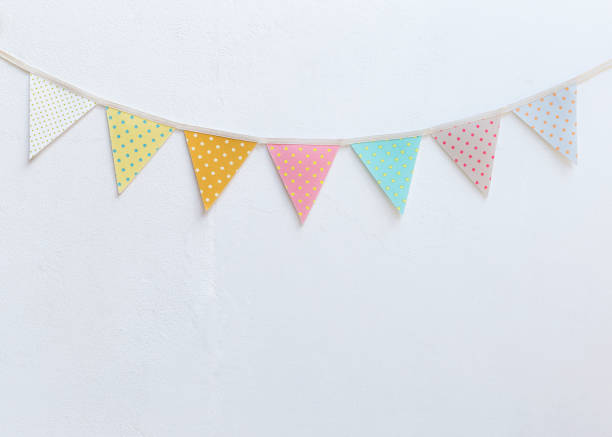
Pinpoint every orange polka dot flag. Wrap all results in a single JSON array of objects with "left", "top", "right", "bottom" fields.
[
  {"left": 432, "top": 116, "right": 501, "bottom": 196},
  {"left": 268, "top": 144, "right": 339, "bottom": 223},
  {"left": 513, "top": 85, "right": 577, "bottom": 163},
  {"left": 106, "top": 108, "right": 174, "bottom": 194},
  {"left": 184, "top": 132, "right": 256, "bottom": 211}
]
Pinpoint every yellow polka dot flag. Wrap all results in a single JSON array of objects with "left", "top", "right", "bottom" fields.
[
  {"left": 184, "top": 131, "right": 257, "bottom": 210},
  {"left": 106, "top": 108, "right": 174, "bottom": 194}
]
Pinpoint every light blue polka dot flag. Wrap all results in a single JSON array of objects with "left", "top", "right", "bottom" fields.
[
  {"left": 514, "top": 85, "right": 578, "bottom": 163},
  {"left": 351, "top": 137, "right": 421, "bottom": 214}
]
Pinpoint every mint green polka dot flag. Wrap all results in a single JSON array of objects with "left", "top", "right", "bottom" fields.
[{"left": 351, "top": 137, "right": 421, "bottom": 214}]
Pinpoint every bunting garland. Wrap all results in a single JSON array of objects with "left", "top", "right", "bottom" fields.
[{"left": 4, "top": 47, "right": 611, "bottom": 223}]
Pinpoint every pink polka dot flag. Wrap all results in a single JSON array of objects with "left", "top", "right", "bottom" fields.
[
  {"left": 268, "top": 144, "right": 339, "bottom": 223},
  {"left": 513, "top": 85, "right": 577, "bottom": 163},
  {"left": 432, "top": 116, "right": 501, "bottom": 195}
]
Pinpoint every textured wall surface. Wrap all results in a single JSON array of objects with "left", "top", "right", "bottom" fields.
[{"left": 1, "top": 1, "right": 612, "bottom": 436}]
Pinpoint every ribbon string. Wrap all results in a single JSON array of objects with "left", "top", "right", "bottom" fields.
[{"left": 2, "top": 47, "right": 610, "bottom": 146}]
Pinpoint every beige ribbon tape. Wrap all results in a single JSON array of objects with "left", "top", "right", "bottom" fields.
[{"left": 1, "top": 48, "right": 610, "bottom": 146}]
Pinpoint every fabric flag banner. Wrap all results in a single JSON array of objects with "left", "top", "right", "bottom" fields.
[
  {"left": 513, "top": 85, "right": 577, "bottom": 163},
  {"left": 351, "top": 137, "right": 421, "bottom": 214},
  {"left": 29, "top": 74, "right": 96, "bottom": 159},
  {"left": 268, "top": 144, "right": 339, "bottom": 223},
  {"left": 432, "top": 116, "right": 500, "bottom": 195},
  {"left": 184, "top": 132, "right": 256, "bottom": 210},
  {"left": 106, "top": 108, "right": 174, "bottom": 193}
]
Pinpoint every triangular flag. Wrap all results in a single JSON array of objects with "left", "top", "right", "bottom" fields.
[
  {"left": 106, "top": 108, "right": 174, "bottom": 194},
  {"left": 513, "top": 85, "right": 577, "bottom": 163},
  {"left": 184, "top": 132, "right": 256, "bottom": 210},
  {"left": 268, "top": 144, "right": 339, "bottom": 223},
  {"left": 351, "top": 137, "right": 421, "bottom": 214},
  {"left": 432, "top": 116, "right": 500, "bottom": 195},
  {"left": 29, "top": 74, "right": 96, "bottom": 159}
]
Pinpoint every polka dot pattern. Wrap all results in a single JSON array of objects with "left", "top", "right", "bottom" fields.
[
  {"left": 351, "top": 137, "right": 421, "bottom": 214},
  {"left": 106, "top": 108, "right": 174, "bottom": 194},
  {"left": 268, "top": 144, "right": 339, "bottom": 223},
  {"left": 184, "top": 132, "right": 256, "bottom": 210},
  {"left": 514, "top": 85, "right": 577, "bottom": 163},
  {"left": 29, "top": 74, "right": 95, "bottom": 159},
  {"left": 432, "top": 116, "right": 500, "bottom": 195}
]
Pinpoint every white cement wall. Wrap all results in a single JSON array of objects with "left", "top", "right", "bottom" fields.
[{"left": 1, "top": 1, "right": 611, "bottom": 435}]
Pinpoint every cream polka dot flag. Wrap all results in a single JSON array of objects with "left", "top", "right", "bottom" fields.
[
  {"left": 106, "top": 108, "right": 174, "bottom": 194},
  {"left": 432, "top": 116, "right": 500, "bottom": 195},
  {"left": 29, "top": 74, "right": 96, "bottom": 159}
]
